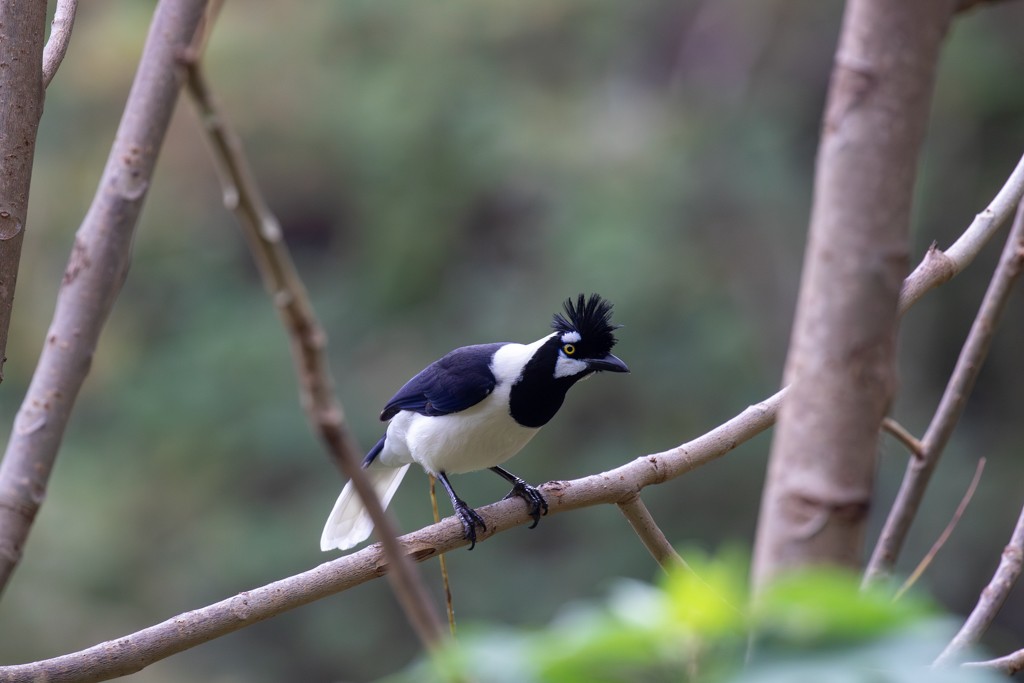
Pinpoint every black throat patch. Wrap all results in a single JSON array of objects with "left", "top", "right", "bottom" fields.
[{"left": 508, "top": 336, "right": 590, "bottom": 428}]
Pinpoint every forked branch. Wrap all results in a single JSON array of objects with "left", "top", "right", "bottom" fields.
[{"left": 866, "top": 196, "right": 1024, "bottom": 584}]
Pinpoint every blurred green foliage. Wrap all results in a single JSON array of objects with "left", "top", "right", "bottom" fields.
[
  {"left": 391, "top": 554, "right": 998, "bottom": 683},
  {"left": 0, "top": 0, "right": 1023, "bottom": 681}
]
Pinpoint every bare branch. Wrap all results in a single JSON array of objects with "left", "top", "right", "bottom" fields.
[
  {"left": 0, "top": 0, "right": 48, "bottom": 384},
  {"left": 935, "top": 502, "right": 1024, "bottom": 665},
  {"left": 751, "top": 0, "right": 953, "bottom": 590},
  {"left": 181, "top": 59, "right": 446, "bottom": 647},
  {"left": 0, "top": 0, "right": 210, "bottom": 598},
  {"left": 894, "top": 457, "right": 985, "bottom": 600},
  {"left": 618, "top": 494, "right": 687, "bottom": 572},
  {"left": 866, "top": 198, "right": 1024, "bottom": 584},
  {"left": 0, "top": 391, "right": 783, "bottom": 683},
  {"left": 41, "top": 0, "right": 78, "bottom": 89},
  {"left": 963, "top": 647, "right": 1024, "bottom": 675},
  {"left": 899, "top": 152, "right": 1024, "bottom": 315},
  {"left": 881, "top": 417, "right": 925, "bottom": 460}
]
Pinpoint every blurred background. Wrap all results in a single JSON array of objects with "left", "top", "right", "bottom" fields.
[{"left": 1, "top": 0, "right": 1024, "bottom": 680}]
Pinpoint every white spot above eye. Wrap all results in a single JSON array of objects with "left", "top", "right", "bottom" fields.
[
  {"left": 560, "top": 331, "right": 581, "bottom": 344},
  {"left": 554, "top": 355, "right": 588, "bottom": 378}
]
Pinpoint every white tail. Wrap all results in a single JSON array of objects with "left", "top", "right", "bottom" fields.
[{"left": 319, "top": 463, "right": 410, "bottom": 551}]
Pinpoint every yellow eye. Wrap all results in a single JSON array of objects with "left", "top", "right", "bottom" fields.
[{"left": 563, "top": 344, "right": 576, "bottom": 355}]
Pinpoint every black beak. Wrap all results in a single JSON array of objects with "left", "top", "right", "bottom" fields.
[{"left": 587, "top": 353, "right": 629, "bottom": 373}]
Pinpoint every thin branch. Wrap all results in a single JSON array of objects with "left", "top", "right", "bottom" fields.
[
  {"left": 0, "top": 0, "right": 209, "bottom": 599},
  {"left": 0, "top": 391, "right": 784, "bottom": 683},
  {"left": 41, "top": 0, "right": 78, "bottom": 88},
  {"left": 429, "top": 475, "right": 457, "bottom": 636},
  {"left": 881, "top": 417, "right": 925, "bottom": 460},
  {"left": 898, "top": 151, "right": 1024, "bottom": 315},
  {"left": 963, "top": 647, "right": 1024, "bottom": 675},
  {"left": 894, "top": 457, "right": 985, "bottom": 600},
  {"left": 181, "top": 60, "right": 445, "bottom": 647},
  {"left": 934, "top": 502, "right": 1024, "bottom": 665},
  {"left": 865, "top": 197, "right": 1024, "bottom": 585},
  {"left": 617, "top": 494, "right": 687, "bottom": 572}
]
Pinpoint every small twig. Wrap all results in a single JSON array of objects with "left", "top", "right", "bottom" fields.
[
  {"left": 963, "top": 647, "right": 1024, "bottom": 675},
  {"left": 41, "top": 0, "right": 78, "bottom": 88},
  {"left": 429, "top": 475, "right": 457, "bottom": 636},
  {"left": 934, "top": 501, "right": 1024, "bottom": 665},
  {"left": 181, "top": 58, "right": 445, "bottom": 648},
  {"left": 617, "top": 494, "right": 687, "bottom": 573},
  {"left": 881, "top": 417, "right": 925, "bottom": 460},
  {"left": 866, "top": 196, "right": 1024, "bottom": 585},
  {"left": 894, "top": 457, "right": 985, "bottom": 600}
]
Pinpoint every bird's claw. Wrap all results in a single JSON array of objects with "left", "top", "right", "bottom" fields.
[
  {"left": 454, "top": 499, "right": 487, "bottom": 550},
  {"left": 503, "top": 480, "right": 549, "bottom": 529}
]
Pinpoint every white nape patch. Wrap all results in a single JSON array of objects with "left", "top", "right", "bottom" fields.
[
  {"left": 559, "top": 331, "right": 581, "bottom": 344},
  {"left": 490, "top": 334, "right": 554, "bottom": 384},
  {"left": 554, "top": 355, "right": 588, "bottom": 379}
]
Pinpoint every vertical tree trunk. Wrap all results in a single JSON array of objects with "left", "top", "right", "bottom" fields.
[
  {"left": 751, "top": 0, "right": 953, "bottom": 590},
  {"left": 0, "top": 0, "right": 48, "bottom": 382}
]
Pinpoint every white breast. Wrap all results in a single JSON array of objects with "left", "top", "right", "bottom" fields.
[{"left": 376, "top": 336, "right": 552, "bottom": 475}]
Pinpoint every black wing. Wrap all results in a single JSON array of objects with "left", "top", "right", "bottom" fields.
[{"left": 380, "top": 343, "right": 504, "bottom": 421}]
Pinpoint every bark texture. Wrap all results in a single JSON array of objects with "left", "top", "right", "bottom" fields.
[
  {"left": 0, "top": 0, "right": 48, "bottom": 382},
  {"left": 751, "top": 0, "right": 954, "bottom": 590},
  {"left": 0, "top": 0, "right": 209, "bottom": 597}
]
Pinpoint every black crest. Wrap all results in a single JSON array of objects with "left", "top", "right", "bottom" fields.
[{"left": 552, "top": 293, "right": 620, "bottom": 355}]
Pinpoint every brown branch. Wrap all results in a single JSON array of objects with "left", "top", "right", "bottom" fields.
[
  {"left": 865, "top": 198, "right": 1024, "bottom": 585},
  {"left": 0, "top": 0, "right": 210, "bottom": 599},
  {"left": 0, "top": 0, "right": 48, "bottom": 385},
  {"left": 898, "top": 152, "right": 1024, "bottom": 315},
  {"left": 881, "top": 417, "right": 925, "bottom": 460},
  {"left": 934, "top": 502, "right": 1024, "bottom": 665},
  {"left": 894, "top": 457, "right": 985, "bottom": 600},
  {"left": 617, "top": 494, "right": 687, "bottom": 572},
  {"left": 963, "top": 647, "right": 1024, "bottom": 675},
  {"left": 41, "top": 0, "right": 78, "bottom": 89},
  {"left": 751, "top": 0, "right": 954, "bottom": 590},
  {"left": 180, "top": 61, "right": 445, "bottom": 647},
  {"left": 0, "top": 391, "right": 783, "bottom": 683}
]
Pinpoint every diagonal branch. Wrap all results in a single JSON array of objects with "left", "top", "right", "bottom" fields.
[
  {"left": 617, "top": 494, "right": 687, "bottom": 572},
  {"left": 0, "top": 0, "right": 210, "bottom": 599},
  {"left": 865, "top": 196, "right": 1024, "bottom": 584},
  {"left": 0, "top": 391, "right": 784, "bottom": 683},
  {"left": 180, "top": 58, "right": 445, "bottom": 648},
  {"left": 898, "top": 152, "right": 1024, "bottom": 314},
  {"left": 893, "top": 457, "right": 985, "bottom": 600},
  {"left": 41, "top": 0, "right": 79, "bottom": 89},
  {"left": 963, "top": 647, "right": 1024, "bottom": 675},
  {"left": 934, "top": 501, "right": 1024, "bottom": 665}
]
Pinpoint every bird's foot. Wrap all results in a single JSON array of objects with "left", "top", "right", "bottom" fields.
[
  {"left": 453, "top": 499, "right": 487, "bottom": 550},
  {"left": 503, "top": 480, "right": 549, "bottom": 529}
]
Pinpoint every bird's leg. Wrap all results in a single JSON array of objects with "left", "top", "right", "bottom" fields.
[
  {"left": 490, "top": 466, "right": 548, "bottom": 529},
  {"left": 437, "top": 471, "right": 487, "bottom": 550}
]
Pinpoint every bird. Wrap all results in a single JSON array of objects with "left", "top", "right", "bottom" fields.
[{"left": 320, "top": 293, "right": 628, "bottom": 552}]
